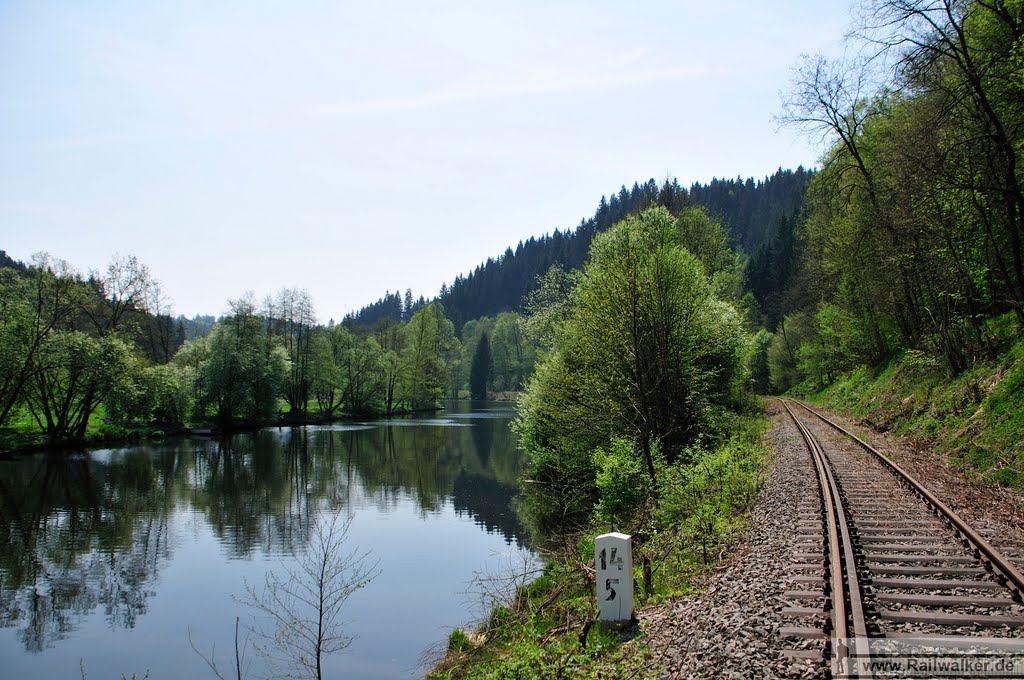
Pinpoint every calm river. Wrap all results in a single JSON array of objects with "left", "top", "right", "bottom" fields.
[{"left": 0, "top": 401, "right": 532, "bottom": 679}]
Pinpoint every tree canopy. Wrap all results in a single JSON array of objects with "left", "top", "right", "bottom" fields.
[{"left": 514, "top": 206, "right": 751, "bottom": 532}]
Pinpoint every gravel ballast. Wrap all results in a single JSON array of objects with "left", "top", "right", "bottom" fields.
[
  {"left": 638, "top": 399, "right": 1024, "bottom": 678},
  {"left": 640, "top": 401, "right": 828, "bottom": 679}
]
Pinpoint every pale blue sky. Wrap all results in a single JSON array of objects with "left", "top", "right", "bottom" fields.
[{"left": 0, "top": 1, "right": 850, "bottom": 319}]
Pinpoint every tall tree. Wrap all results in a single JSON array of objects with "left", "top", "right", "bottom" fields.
[
  {"left": 204, "top": 295, "right": 289, "bottom": 427},
  {"left": 83, "top": 253, "right": 155, "bottom": 335},
  {"left": 859, "top": 0, "right": 1024, "bottom": 317},
  {"left": 371, "top": 318, "right": 405, "bottom": 415},
  {"left": 273, "top": 288, "right": 316, "bottom": 420},
  {"left": 469, "top": 332, "right": 490, "bottom": 399},
  {"left": 25, "top": 331, "right": 136, "bottom": 442},
  {"left": 398, "top": 302, "right": 456, "bottom": 410},
  {"left": 515, "top": 206, "right": 750, "bottom": 531},
  {"left": 310, "top": 330, "right": 344, "bottom": 417},
  {"left": 0, "top": 255, "right": 88, "bottom": 427}
]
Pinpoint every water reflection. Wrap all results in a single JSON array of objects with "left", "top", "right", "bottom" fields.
[
  {"left": 0, "top": 450, "right": 173, "bottom": 651},
  {"left": 0, "top": 402, "right": 524, "bottom": 658}
]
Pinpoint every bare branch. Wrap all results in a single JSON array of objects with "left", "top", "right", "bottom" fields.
[
  {"left": 238, "top": 511, "right": 380, "bottom": 680},
  {"left": 188, "top": 619, "right": 249, "bottom": 680}
]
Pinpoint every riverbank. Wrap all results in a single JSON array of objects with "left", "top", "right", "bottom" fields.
[
  {"left": 0, "top": 400, "right": 528, "bottom": 679},
  {"left": 428, "top": 410, "right": 772, "bottom": 679},
  {"left": 0, "top": 404, "right": 449, "bottom": 458}
]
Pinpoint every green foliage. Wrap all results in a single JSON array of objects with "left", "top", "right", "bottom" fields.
[
  {"left": 522, "top": 266, "right": 576, "bottom": 351},
  {"left": 272, "top": 287, "right": 317, "bottom": 419},
  {"left": 25, "top": 330, "right": 136, "bottom": 442},
  {"left": 750, "top": 329, "right": 774, "bottom": 393},
  {"left": 400, "top": 302, "right": 458, "bottom": 410},
  {"left": 591, "top": 438, "right": 655, "bottom": 527},
  {"left": 0, "top": 257, "right": 90, "bottom": 429},
  {"left": 203, "top": 296, "right": 290, "bottom": 426},
  {"left": 514, "top": 352, "right": 601, "bottom": 533},
  {"left": 675, "top": 205, "right": 731, "bottom": 277},
  {"left": 448, "top": 628, "right": 473, "bottom": 653},
  {"left": 489, "top": 312, "right": 535, "bottom": 392},
  {"left": 309, "top": 328, "right": 345, "bottom": 415},
  {"left": 768, "top": 311, "right": 815, "bottom": 393},
  {"left": 0, "top": 268, "right": 32, "bottom": 427},
  {"left": 460, "top": 312, "right": 539, "bottom": 397},
  {"left": 434, "top": 412, "right": 770, "bottom": 679},
  {"left": 106, "top": 361, "right": 193, "bottom": 428},
  {"left": 655, "top": 423, "right": 766, "bottom": 565},
  {"left": 779, "top": 0, "right": 1024, "bottom": 390},
  {"left": 516, "top": 206, "right": 751, "bottom": 533},
  {"left": 146, "top": 363, "right": 193, "bottom": 427},
  {"left": 809, "top": 317, "right": 1024, "bottom": 490}
]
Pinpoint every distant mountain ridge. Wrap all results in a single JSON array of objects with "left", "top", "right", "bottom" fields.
[{"left": 346, "top": 167, "right": 812, "bottom": 331}]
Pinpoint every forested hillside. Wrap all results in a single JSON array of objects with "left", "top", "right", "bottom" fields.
[
  {"left": 765, "top": 0, "right": 1024, "bottom": 490},
  {"left": 345, "top": 168, "right": 812, "bottom": 331},
  {"left": 771, "top": 0, "right": 1024, "bottom": 390},
  {"left": 0, "top": 250, "right": 24, "bottom": 272}
]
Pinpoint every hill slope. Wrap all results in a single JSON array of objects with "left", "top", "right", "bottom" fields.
[{"left": 347, "top": 167, "right": 812, "bottom": 330}]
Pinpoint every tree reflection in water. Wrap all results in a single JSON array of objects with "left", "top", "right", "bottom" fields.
[
  {"left": 0, "top": 404, "right": 526, "bottom": 654},
  {"left": 0, "top": 451, "right": 170, "bottom": 651}
]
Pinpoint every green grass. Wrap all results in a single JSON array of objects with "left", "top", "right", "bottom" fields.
[
  {"left": 804, "top": 315, "right": 1024, "bottom": 490},
  {"left": 429, "top": 412, "right": 771, "bottom": 679},
  {"left": 428, "top": 547, "right": 654, "bottom": 680},
  {"left": 0, "top": 402, "right": 168, "bottom": 454}
]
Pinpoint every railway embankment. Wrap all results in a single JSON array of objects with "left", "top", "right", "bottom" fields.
[
  {"left": 644, "top": 397, "right": 1024, "bottom": 679},
  {"left": 802, "top": 326, "right": 1024, "bottom": 493}
]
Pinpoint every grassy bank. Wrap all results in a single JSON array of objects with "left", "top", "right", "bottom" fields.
[
  {"left": 802, "top": 317, "right": 1024, "bottom": 490},
  {"left": 0, "top": 405, "right": 175, "bottom": 456},
  {"left": 429, "top": 412, "right": 772, "bottom": 679},
  {"left": 0, "top": 400, "right": 448, "bottom": 456}
]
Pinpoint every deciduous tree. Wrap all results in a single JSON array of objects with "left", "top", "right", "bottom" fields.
[{"left": 515, "top": 206, "right": 750, "bottom": 531}]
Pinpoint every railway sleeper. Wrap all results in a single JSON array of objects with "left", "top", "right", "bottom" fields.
[
  {"left": 870, "top": 565, "right": 986, "bottom": 576},
  {"left": 872, "top": 577, "right": 1005, "bottom": 590},
  {"left": 875, "top": 593, "right": 1019, "bottom": 608},
  {"left": 780, "top": 626, "right": 827, "bottom": 640},
  {"left": 857, "top": 534, "right": 947, "bottom": 543},
  {"left": 865, "top": 555, "right": 975, "bottom": 564},
  {"left": 878, "top": 609, "right": 1024, "bottom": 628},
  {"left": 781, "top": 606, "right": 826, "bottom": 619},
  {"left": 859, "top": 545, "right": 965, "bottom": 554},
  {"left": 784, "top": 590, "right": 825, "bottom": 600}
]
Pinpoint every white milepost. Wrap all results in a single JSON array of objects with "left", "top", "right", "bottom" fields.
[{"left": 595, "top": 532, "right": 633, "bottom": 625}]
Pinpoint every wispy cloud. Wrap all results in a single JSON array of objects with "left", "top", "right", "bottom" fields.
[{"left": 314, "top": 64, "right": 709, "bottom": 118}]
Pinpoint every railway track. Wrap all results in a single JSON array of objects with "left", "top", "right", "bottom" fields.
[{"left": 778, "top": 399, "right": 1024, "bottom": 678}]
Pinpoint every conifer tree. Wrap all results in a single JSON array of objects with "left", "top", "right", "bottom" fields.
[{"left": 469, "top": 332, "right": 490, "bottom": 400}]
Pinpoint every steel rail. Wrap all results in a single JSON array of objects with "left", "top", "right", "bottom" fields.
[
  {"left": 792, "top": 399, "right": 1024, "bottom": 600},
  {"left": 782, "top": 400, "right": 872, "bottom": 678}
]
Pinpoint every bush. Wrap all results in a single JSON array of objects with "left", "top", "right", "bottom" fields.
[
  {"left": 656, "top": 418, "right": 767, "bottom": 564},
  {"left": 592, "top": 437, "right": 655, "bottom": 527}
]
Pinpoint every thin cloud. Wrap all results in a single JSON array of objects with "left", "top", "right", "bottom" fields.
[{"left": 315, "top": 64, "right": 709, "bottom": 118}]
